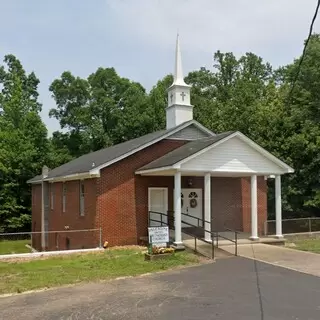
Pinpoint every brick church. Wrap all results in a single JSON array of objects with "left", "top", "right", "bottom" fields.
[{"left": 28, "top": 36, "right": 293, "bottom": 251}]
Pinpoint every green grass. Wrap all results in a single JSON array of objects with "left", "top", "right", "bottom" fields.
[
  {"left": 0, "top": 248, "right": 200, "bottom": 294},
  {"left": 0, "top": 240, "right": 31, "bottom": 255},
  {"left": 290, "top": 238, "right": 320, "bottom": 254}
]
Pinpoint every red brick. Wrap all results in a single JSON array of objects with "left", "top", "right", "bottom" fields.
[{"left": 31, "top": 139, "right": 269, "bottom": 249}]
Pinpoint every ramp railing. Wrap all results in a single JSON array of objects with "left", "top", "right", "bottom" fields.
[{"left": 147, "top": 210, "right": 238, "bottom": 259}]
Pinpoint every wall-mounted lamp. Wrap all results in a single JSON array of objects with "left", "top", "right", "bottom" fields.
[{"left": 187, "top": 178, "right": 193, "bottom": 187}]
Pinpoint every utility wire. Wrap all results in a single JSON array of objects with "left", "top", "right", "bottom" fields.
[{"left": 287, "top": 0, "right": 320, "bottom": 102}]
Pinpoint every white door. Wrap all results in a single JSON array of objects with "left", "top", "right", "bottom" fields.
[
  {"left": 148, "top": 188, "right": 168, "bottom": 227},
  {"left": 181, "top": 188, "right": 203, "bottom": 228}
]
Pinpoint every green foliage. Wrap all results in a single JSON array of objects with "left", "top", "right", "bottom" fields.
[
  {"left": 49, "top": 68, "right": 154, "bottom": 157},
  {"left": 2, "top": 34, "right": 320, "bottom": 232},
  {"left": 0, "top": 55, "right": 49, "bottom": 232}
]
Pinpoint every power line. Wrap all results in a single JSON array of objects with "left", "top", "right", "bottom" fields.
[{"left": 287, "top": 0, "right": 320, "bottom": 101}]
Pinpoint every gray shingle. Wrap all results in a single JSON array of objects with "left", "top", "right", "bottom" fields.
[
  {"left": 28, "top": 120, "right": 214, "bottom": 183},
  {"left": 137, "top": 131, "right": 234, "bottom": 171}
]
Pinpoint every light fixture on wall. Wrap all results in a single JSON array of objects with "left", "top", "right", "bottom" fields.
[{"left": 187, "top": 178, "right": 193, "bottom": 187}]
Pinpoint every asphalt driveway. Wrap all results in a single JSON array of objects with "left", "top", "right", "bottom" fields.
[{"left": 1, "top": 257, "right": 319, "bottom": 320}]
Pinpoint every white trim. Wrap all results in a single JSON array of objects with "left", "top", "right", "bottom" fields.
[
  {"left": 275, "top": 175, "right": 283, "bottom": 237},
  {"left": 235, "top": 132, "right": 294, "bottom": 173},
  {"left": 89, "top": 120, "right": 215, "bottom": 175},
  {"left": 174, "top": 172, "right": 182, "bottom": 244},
  {"left": 204, "top": 173, "right": 211, "bottom": 241},
  {"left": 175, "top": 132, "right": 293, "bottom": 173},
  {"left": 137, "top": 168, "right": 287, "bottom": 177},
  {"left": 250, "top": 175, "right": 259, "bottom": 240},
  {"left": 45, "top": 172, "right": 99, "bottom": 183},
  {"left": 148, "top": 187, "right": 168, "bottom": 225},
  {"left": 136, "top": 166, "right": 175, "bottom": 175},
  {"left": 137, "top": 132, "right": 294, "bottom": 175},
  {"left": 189, "top": 121, "right": 215, "bottom": 137}
]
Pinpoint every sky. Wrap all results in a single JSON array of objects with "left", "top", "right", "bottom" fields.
[{"left": 1, "top": 0, "right": 320, "bottom": 135}]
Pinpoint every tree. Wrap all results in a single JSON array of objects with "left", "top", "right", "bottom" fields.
[
  {"left": 0, "top": 55, "right": 49, "bottom": 232},
  {"left": 49, "top": 68, "right": 154, "bottom": 157},
  {"left": 147, "top": 75, "right": 173, "bottom": 131},
  {"left": 275, "top": 34, "right": 320, "bottom": 214}
]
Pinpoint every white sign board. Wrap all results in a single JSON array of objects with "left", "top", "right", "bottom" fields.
[{"left": 148, "top": 226, "right": 169, "bottom": 245}]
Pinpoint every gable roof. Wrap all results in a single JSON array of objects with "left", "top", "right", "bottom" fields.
[
  {"left": 136, "top": 131, "right": 294, "bottom": 174},
  {"left": 27, "top": 120, "right": 215, "bottom": 183},
  {"left": 137, "top": 132, "right": 234, "bottom": 172}
]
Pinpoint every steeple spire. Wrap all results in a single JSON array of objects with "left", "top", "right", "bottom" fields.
[
  {"left": 173, "top": 34, "right": 187, "bottom": 86},
  {"left": 166, "top": 34, "right": 193, "bottom": 129}
]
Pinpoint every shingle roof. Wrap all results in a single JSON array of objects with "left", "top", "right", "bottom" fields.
[
  {"left": 28, "top": 120, "right": 213, "bottom": 183},
  {"left": 137, "top": 131, "right": 234, "bottom": 171}
]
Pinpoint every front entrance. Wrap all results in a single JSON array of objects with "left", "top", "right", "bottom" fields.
[
  {"left": 148, "top": 188, "right": 168, "bottom": 226},
  {"left": 181, "top": 188, "right": 203, "bottom": 228}
]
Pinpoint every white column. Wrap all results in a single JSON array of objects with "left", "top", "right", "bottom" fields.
[
  {"left": 204, "top": 173, "right": 211, "bottom": 241},
  {"left": 275, "top": 175, "right": 283, "bottom": 238},
  {"left": 250, "top": 175, "right": 259, "bottom": 240},
  {"left": 174, "top": 171, "right": 183, "bottom": 247}
]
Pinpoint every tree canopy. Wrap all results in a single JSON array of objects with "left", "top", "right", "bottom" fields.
[
  {"left": 1, "top": 34, "right": 320, "bottom": 231},
  {"left": 0, "top": 55, "right": 49, "bottom": 232}
]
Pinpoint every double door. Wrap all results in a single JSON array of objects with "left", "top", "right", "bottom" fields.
[{"left": 180, "top": 188, "right": 203, "bottom": 228}]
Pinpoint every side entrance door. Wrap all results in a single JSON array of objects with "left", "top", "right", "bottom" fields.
[
  {"left": 181, "top": 188, "right": 203, "bottom": 228},
  {"left": 148, "top": 188, "right": 168, "bottom": 227}
]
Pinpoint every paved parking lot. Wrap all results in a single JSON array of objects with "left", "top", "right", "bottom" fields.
[{"left": 1, "top": 257, "right": 320, "bottom": 320}]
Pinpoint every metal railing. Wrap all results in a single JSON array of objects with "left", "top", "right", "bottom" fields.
[
  {"left": 264, "top": 217, "right": 320, "bottom": 235},
  {"left": 148, "top": 210, "right": 238, "bottom": 259},
  {"left": 179, "top": 212, "right": 238, "bottom": 258},
  {"left": 148, "top": 210, "right": 172, "bottom": 227}
]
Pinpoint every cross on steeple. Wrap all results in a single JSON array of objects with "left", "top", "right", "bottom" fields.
[{"left": 180, "top": 92, "right": 186, "bottom": 101}]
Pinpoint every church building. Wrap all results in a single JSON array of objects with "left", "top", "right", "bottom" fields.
[{"left": 28, "top": 36, "right": 294, "bottom": 251}]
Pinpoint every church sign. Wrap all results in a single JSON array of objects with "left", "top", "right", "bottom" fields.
[{"left": 148, "top": 226, "right": 169, "bottom": 247}]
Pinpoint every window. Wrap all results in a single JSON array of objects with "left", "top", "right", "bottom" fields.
[
  {"left": 32, "top": 188, "right": 35, "bottom": 206},
  {"left": 50, "top": 185, "right": 54, "bottom": 210},
  {"left": 80, "top": 181, "right": 85, "bottom": 216},
  {"left": 62, "top": 183, "right": 67, "bottom": 213}
]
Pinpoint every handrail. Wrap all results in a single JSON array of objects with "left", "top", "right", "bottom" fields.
[{"left": 148, "top": 210, "right": 238, "bottom": 258}]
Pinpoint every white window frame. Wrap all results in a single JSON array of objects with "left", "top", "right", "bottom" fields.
[{"left": 80, "top": 181, "right": 85, "bottom": 216}]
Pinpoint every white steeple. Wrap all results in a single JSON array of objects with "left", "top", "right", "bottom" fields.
[
  {"left": 166, "top": 34, "right": 193, "bottom": 129},
  {"left": 173, "top": 34, "right": 187, "bottom": 86}
]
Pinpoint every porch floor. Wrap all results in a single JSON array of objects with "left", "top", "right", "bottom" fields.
[{"left": 169, "top": 228, "right": 286, "bottom": 254}]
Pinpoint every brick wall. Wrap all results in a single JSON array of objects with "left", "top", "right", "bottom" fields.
[
  {"left": 31, "top": 179, "right": 98, "bottom": 251},
  {"left": 96, "top": 139, "right": 187, "bottom": 246},
  {"left": 211, "top": 177, "right": 243, "bottom": 232},
  {"left": 47, "top": 179, "right": 98, "bottom": 250},
  {"left": 31, "top": 139, "right": 269, "bottom": 249}
]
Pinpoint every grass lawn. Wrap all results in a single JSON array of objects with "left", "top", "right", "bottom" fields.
[
  {"left": 0, "top": 240, "right": 31, "bottom": 255},
  {"left": 290, "top": 238, "right": 320, "bottom": 254},
  {"left": 0, "top": 247, "right": 200, "bottom": 294}
]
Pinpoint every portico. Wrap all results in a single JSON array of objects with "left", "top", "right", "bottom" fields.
[{"left": 136, "top": 131, "right": 294, "bottom": 246}]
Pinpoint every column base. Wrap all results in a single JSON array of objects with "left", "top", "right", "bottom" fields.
[
  {"left": 204, "top": 237, "right": 212, "bottom": 243},
  {"left": 172, "top": 242, "right": 185, "bottom": 251},
  {"left": 274, "top": 235, "right": 284, "bottom": 239},
  {"left": 249, "top": 236, "right": 260, "bottom": 241}
]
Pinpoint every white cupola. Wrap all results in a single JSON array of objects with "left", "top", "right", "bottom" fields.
[{"left": 166, "top": 34, "right": 193, "bottom": 129}]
